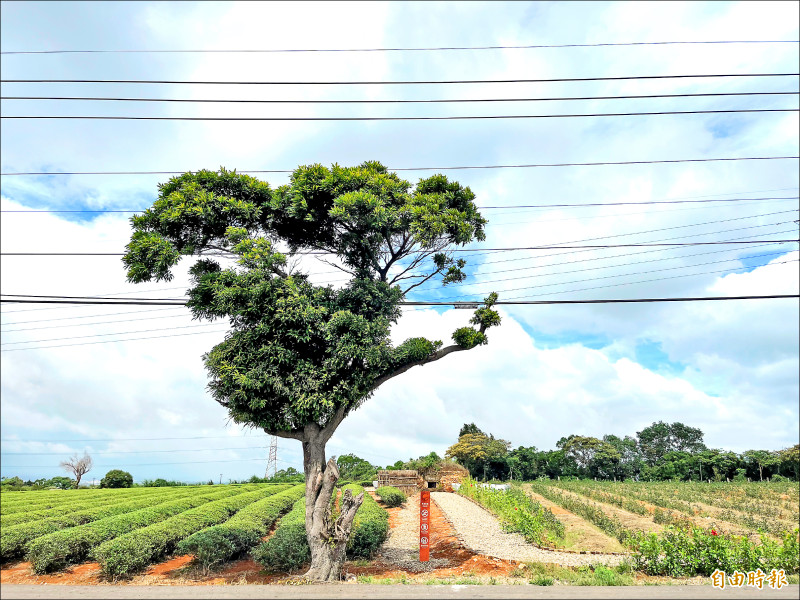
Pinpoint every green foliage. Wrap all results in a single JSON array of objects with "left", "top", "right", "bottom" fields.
[
  {"left": 254, "top": 484, "right": 388, "bottom": 570},
  {"left": 100, "top": 470, "right": 133, "bottom": 489},
  {"left": 26, "top": 487, "right": 252, "bottom": 574},
  {"left": 459, "top": 479, "right": 564, "bottom": 546},
  {"left": 1, "top": 488, "right": 197, "bottom": 560},
  {"left": 251, "top": 497, "right": 309, "bottom": 572},
  {"left": 342, "top": 484, "right": 389, "bottom": 558},
  {"left": 376, "top": 486, "right": 406, "bottom": 508},
  {"left": 122, "top": 162, "right": 496, "bottom": 441},
  {"left": 140, "top": 478, "right": 187, "bottom": 487},
  {"left": 527, "top": 481, "right": 632, "bottom": 545},
  {"left": 628, "top": 525, "right": 800, "bottom": 576},
  {"left": 94, "top": 486, "right": 273, "bottom": 577},
  {"left": 176, "top": 484, "right": 303, "bottom": 572},
  {"left": 336, "top": 454, "right": 378, "bottom": 482}
]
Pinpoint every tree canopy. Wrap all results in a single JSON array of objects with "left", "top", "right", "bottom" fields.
[{"left": 122, "top": 161, "right": 500, "bottom": 581}]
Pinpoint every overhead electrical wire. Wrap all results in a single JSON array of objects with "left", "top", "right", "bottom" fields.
[
  {"left": 3, "top": 72, "right": 797, "bottom": 85},
  {"left": 3, "top": 39, "right": 797, "bottom": 55},
  {"left": 3, "top": 108, "right": 796, "bottom": 121},
  {"left": 4, "top": 231, "right": 795, "bottom": 331},
  {"left": 4, "top": 90, "right": 797, "bottom": 104},
  {"left": 3, "top": 156, "right": 796, "bottom": 178}
]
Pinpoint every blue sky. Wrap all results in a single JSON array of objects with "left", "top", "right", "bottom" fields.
[{"left": 1, "top": 1, "right": 798, "bottom": 484}]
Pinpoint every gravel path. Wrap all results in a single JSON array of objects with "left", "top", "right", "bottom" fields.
[
  {"left": 431, "top": 492, "right": 626, "bottom": 568},
  {"left": 377, "top": 494, "right": 451, "bottom": 573}
]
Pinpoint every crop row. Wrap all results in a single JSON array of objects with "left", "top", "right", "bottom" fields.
[
  {"left": 0, "top": 488, "right": 163, "bottom": 515},
  {"left": 526, "top": 481, "right": 633, "bottom": 545},
  {"left": 550, "top": 481, "right": 650, "bottom": 517},
  {"left": 25, "top": 486, "right": 290, "bottom": 574},
  {"left": 0, "top": 485, "right": 257, "bottom": 560},
  {"left": 176, "top": 484, "right": 305, "bottom": 572},
  {"left": 1, "top": 487, "right": 195, "bottom": 528},
  {"left": 94, "top": 485, "right": 283, "bottom": 577},
  {"left": 599, "top": 483, "right": 795, "bottom": 538},
  {"left": 459, "top": 480, "right": 564, "bottom": 547},
  {"left": 253, "top": 484, "right": 389, "bottom": 572}
]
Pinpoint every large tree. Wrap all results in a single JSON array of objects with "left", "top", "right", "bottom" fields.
[{"left": 122, "top": 162, "right": 499, "bottom": 580}]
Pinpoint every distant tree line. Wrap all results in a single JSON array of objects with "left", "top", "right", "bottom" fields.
[{"left": 444, "top": 422, "right": 800, "bottom": 482}]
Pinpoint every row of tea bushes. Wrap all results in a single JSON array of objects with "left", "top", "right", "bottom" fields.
[
  {"left": 176, "top": 484, "right": 305, "bottom": 571},
  {"left": 459, "top": 479, "right": 565, "bottom": 547},
  {"left": 1, "top": 487, "right": 194, "bottom": 528},
  {"left": 0, "top": 487, "right": 163, "bottom": 517},
  {"left": 94, "top": 486, "right": 282, "bottom": 577},
  {"left": 253, "top": 484, "right": 389, "bottom": 571},
  {"left": 25, "top": 486, "right": 286, "bottom": 574},
  {"left": 0, "top": 486, "right": 246, "bottom": 561}
]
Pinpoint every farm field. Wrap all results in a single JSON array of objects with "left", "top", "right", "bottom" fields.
[{"left": 0, "top": 480, "right": 798, "bottom": 587}]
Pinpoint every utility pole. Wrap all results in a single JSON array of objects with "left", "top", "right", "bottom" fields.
[
  {"left": 219, "top": 473, "right": 222, "bottom": 485},
  {"left": 265, "top": 435, "right": 278, "bottom": 479}
]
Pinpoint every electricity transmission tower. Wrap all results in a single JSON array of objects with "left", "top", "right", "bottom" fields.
[{"left": 265, "top": 435, "right": 278, "bottom": 479}]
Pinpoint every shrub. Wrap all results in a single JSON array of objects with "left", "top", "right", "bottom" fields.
[
  {"left": 94, "top": 486, "right": 274, "bottom": 577},
  {"left": 460, "top": 479, "right": 564, "bottom": 547},
  {"left": 251, "top": 497, "right": 309, "bottom": 572},
  {"left": 100, "top": 470, "right": 133, "bottom": 489},
  {"left": 1, "top": 488, "right": 196, "bottom": 560},
  {"left": 253, "top": 484, "right": 389, "bottom": 571},
  {"left": 343, "top": 484, "right": 389, "bottom": 558},
  {"left": 628, "top": 525, "right": 800, "bottom": 576},
  {"left": 376, "top": 486, "right": 406, "bottom": 508},
  {"left": 25, "top": 487, "right": 250, "bottom": 574},
  {"left": 176, "top": 484, "right": 303, "bottom": 572}
]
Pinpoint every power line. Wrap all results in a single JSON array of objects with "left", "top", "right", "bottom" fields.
[
  {"left": 1, "top": 321, "right": 223, "bottom": 346},
  {"left": 2, "top": 445, "right": 280, "bottom": 455},
  {"left": 3, "top": 156, "right": 796, "bottom": 177},
  {"left": 3, "top": 40, "right": 797, "bottom": 55},
  {"left": 1, "top": 435, "right": 269, "bottom": 442},
  {"left": 3, "top": 73, "right": 796, "bottom": 85},
  {"left": 4, "top": 109, "right": 796, "bottom": 121},
  {"left": 1, "top": 295, "right": 797, "bottom": 352},
  {"left": 4, "top": 91, "right": 797, "bottom": 104},
  {"left": 2, "top": 240, "right": 797, "bottom": 259}
]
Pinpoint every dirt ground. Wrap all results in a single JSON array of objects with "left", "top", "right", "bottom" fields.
[
  {"left": 523, "top": 488, "right": 626, "bottom": 553},
  {"left": 0, "top": 491, "right": 523, "bottom": 586}
]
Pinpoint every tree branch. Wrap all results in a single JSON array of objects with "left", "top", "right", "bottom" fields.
[{"left": 370, "top": 330, "right": 489, "bottom": 395}]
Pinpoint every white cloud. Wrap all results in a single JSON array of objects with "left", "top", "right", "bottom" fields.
[{"left": 1, "top": 1, "right": 797, "bottom": 482}]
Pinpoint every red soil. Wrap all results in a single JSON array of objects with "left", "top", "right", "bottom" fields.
[{"left": 0, "top": 491, "right": 520, "bottom": 586}]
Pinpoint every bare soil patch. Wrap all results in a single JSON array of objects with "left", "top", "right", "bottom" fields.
[{"left": 524, "top": 488, "right": 626, "bottom": 553}]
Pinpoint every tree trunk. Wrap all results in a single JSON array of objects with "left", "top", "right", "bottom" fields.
[
  {"left": 300, "top": 425, "right": 364, "bottom": 581},
  {"left": 759, "top": 465, "right": 763, "bottom": 481},
  {"left": 75, "top": 474, "right": 82, "bottom": 487}
]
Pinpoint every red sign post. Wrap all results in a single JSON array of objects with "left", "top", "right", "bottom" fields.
[{"left": 419, "top": 489, "right": 430, "bottom": 562}]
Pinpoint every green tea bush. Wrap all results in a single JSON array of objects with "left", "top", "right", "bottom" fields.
[
  {"left": 251, "top": 497, "right": 309, "bottom": 572},
  {"left": 460, "top": 479, "right": 564, "bottom": 547},
  {"left": 94, "top": 487, "right": 274, "bottom": 577},
  {"left": 628, "top": 525, "right": 800, "bottom": 577},
  {"left": 376, "top": 486, "right": 406, "bottom": 507},
  {"left": 253, "top": 484, "right": 389, "bottom": 571},
  {"left": 0, "top": 488, "right": 198, "bottom": 560},
  {"left": 176, "top": 484, "right": 303, "bottom": 572},
  {"left": 26, "top": 487, "right": 252, "bottom": 573},
  {"left": 342, "top": 484, "right": 389, "bottom": 558}
]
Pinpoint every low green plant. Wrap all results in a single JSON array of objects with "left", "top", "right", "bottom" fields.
[
  {"left": 251, "top": 497, "right": 309, "bottom": 572},
  {"left": 94, "top": 486, "right": 271, "bottom": 577},
  {"left": 177, "top": 484, "right": 302, "bottom": 572},
  {"left": 628, "top": 524, "right": 800, "bottom": 577},
  {"left": 459, "top": 479, "right": 564, "bottom": 547},
  {"left": 376, "top": 486, "right": 406, "bottom": 508},
  {"left": 26, "top": 487, "right": 249, "bottom": 573}
]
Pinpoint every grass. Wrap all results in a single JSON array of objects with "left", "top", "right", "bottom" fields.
[{"left": 521, "top": 561, "right": 638, "bottom": 586}]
